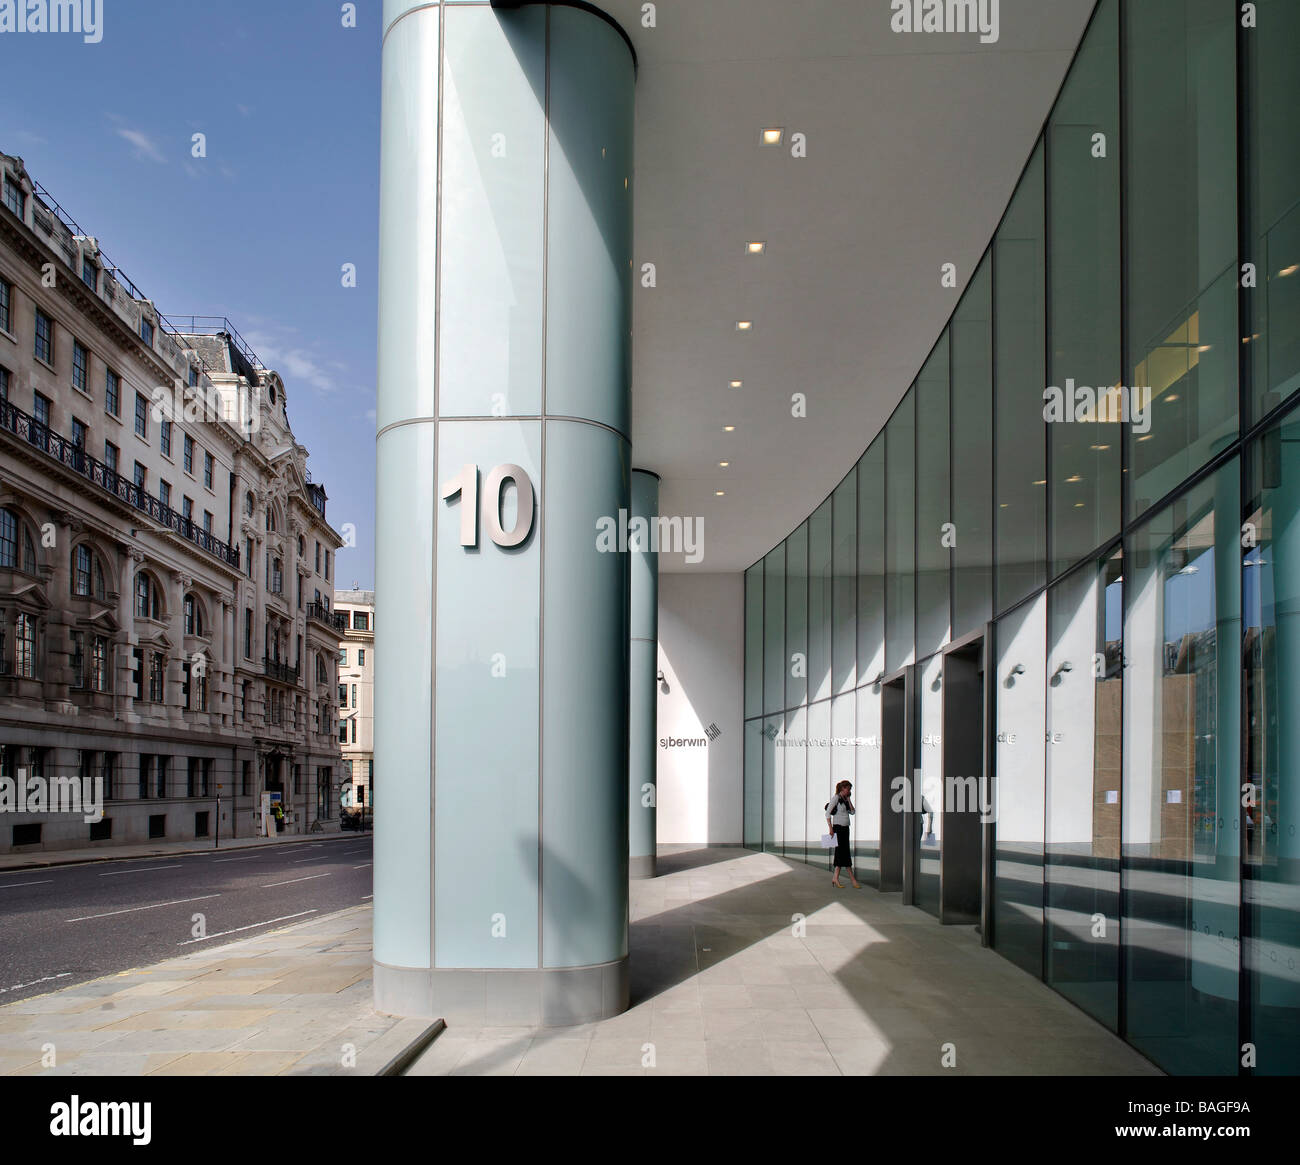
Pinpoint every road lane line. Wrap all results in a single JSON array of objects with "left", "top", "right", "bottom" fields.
[
  {"left": 0, "top": 880, "right": 54, "bottom": 889},
  {"left": 98, "top": 865, "right": 181, "bottom": 877},
  {"left": 65, "top": 893, "right": 222, "bottom": 922},
  {"left": 212, "top": 856, "right": 261, "bottom": 863},
  {"left": 293, "top": 856, "right": 329, "bottom": 863},
  {"left": 177, "top": 909, "right": 317, "bottom": 945},
  {"left": 353, "top": 863, "right": 372, "bottom": 869},
  {"left": 263, "top": 873, "right": 333, "bottom": 887},
  {"left": 0, "top": 973, "right": 72, "bottom": 995}
]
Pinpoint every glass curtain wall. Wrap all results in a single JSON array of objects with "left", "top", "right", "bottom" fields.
[{"left": 741, "top": 0, "right": 1299, "bottom": 1076}]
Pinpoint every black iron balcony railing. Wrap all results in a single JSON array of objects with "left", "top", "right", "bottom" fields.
[
  {"left": 0, "top": 399, "right": 240, "bottom": 568},
  {"left": 263, "top": 655, "right": 300, "bottom": 685},
  {"left": 306, "top": 601, "right": 349, "bottom": 633}
]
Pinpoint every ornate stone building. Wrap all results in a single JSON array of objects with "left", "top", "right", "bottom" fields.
[{"left": 0, "top": 150, "right": 346, "bottom": 853}]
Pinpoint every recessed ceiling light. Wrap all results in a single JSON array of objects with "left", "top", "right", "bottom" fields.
[
  {"left": 730, "top": 380, "right": 743, "bottom": 389},
  {"left": 719, "top": 461, "right": 730, "bottom": 468},
  {"left": 736, "top": 321, "right": 753, "bottom": 332},
  {"left": 1066, "top": 475, "right": 1082, "bottom": 483},
  {"left": 715, "top": 491, "right": 726, "bottom": 497},
  {"left": 1090, "top": 444, "right": 1110, "bottom": 451},
  {"left": 1197, "top": 344, "right": 1213, "bottom": 352},
  {"left": 1164, "top": 393, "right": 1179, "bottom": 402},
  {"left": 1137, "top": 434, "right": 1153, "bottom": 442},
  {"left": 747, "top": 242, "right": 766, "bottom": 255},
  {"left": 1074, "top": 502, "right": 1086, "bottom": 508},
  {"left": 723, "top": 426, "right": 736, "bottom": 432},
  {"left": 761, "top": 128, "right": 783, "bottom": 146},
  {"left": 1033, "top": 480, "right": 1047, "bottom": 486},
  {"left": 1279, "top": 264, "right": 1299, "bottom": 277}
]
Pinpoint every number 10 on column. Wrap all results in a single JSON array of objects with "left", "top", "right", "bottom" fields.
[{"left": 440, "top": 463, "right": 536, "bottom": 549}]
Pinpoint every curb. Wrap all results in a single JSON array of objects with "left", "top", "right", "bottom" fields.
[
  {"left": 378, "top": 1020, "right": 447, "bottom": 1076},
  {"left": 0, "top": 830, "right": 364, "bottom": 873}
]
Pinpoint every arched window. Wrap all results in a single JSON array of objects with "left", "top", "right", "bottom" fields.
[
  {"left": 71, "top": 544, "right": 106, "bottom": 599},
  {"left": 266, "top": 505, "right": 277, "bottom": 533},
  {"left": 134, "top": 572, "right": 161, "bottom": 621},
  {"left": 183, "top": 593, "right": 204, "bottom": 637},
  {"left": 297, "top": 534, "right": 305, "bottom": 557},
  {"left": 0, "top": 508, "right": 37, "bottom": 574}
]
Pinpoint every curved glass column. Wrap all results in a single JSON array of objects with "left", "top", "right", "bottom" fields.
[
  {"left": 629, "top": 470, "right": 659, "bottom": 879},
  {"left": 374, "top": 0, "right": 635, "bottom": 1026}
]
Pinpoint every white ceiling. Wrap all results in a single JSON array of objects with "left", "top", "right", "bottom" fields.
[{"left": 594, "top": 0, "right": 1098, "bottom": 571}]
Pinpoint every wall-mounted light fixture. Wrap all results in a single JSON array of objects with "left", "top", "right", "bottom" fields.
[{"left": 657, "top": 670, "right": 670, "bottom": 695}]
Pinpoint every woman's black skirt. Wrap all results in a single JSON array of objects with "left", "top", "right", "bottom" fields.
[{"left": 833, "top": 824, "right": 852, "bottom": 868}]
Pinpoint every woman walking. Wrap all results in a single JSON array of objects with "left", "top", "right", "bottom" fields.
[{"left": 826, "top": 780, "right": 860, "bottom": 889}]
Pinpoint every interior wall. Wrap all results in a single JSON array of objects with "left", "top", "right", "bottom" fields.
[{"left": 657, "top": 572, "right": 744, "bottom": 845}]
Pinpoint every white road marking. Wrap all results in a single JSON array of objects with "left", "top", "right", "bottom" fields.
[
  {"left": 177, "top": 909, "right": 317, "bottom": 945},
  {"left": 212, "top": 856, "right": 260, "bottom": 863},
  {"left": 262, "top": 873, "right": 333, "bottom": 888},
  {"left": 65, "top": 893, "right": 222, "bottom": 923},
  {"left": 353, "top": 863, "right": 372, "bottom": 869},
  {"left": 362, "top": 894, "right": 373, "bottom": 900},
  {"left": 98, "top": 865, "right": 181, "bottom": 877},
  {"left": 0, "top": 880, "right": 53, "bottom": 889},
  {"left": 0, "top": 972, "right": 72, "bottom": 994},
  {"left": 293, "top": 856, "right": 328, "bottom": 863}
]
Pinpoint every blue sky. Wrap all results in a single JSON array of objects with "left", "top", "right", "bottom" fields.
[{"left": 1, "top": 0, "right": 382, "bottom": 585}]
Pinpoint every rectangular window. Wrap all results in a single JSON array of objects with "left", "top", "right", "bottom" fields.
[
  {"left": 183, "top": 497, "right": 193, "bottom": 523},
  {"left": 140, "top": 317, "right": 154, "bottom": 346},
  {"left": 134, "top": 393, "right": 148, "bottom": 438},
  {"left": 244, "top": 608, "right": 252, "bottom": 659},
  {"left": 71, "top": 417, "right": 86, "bottom": 449},
  {"left": 242, "top": 759, "right": 251, "bottom": 796},
  {"left": 4, "top": 177, "right": 25, "bottom": 217},
  {"left": 339, "top": 647, "right": 347, "bottom": 666},
  {"left": 351, "top": 719, "right": 357, "bottom": 744},
  {"left": 337, "top": 609, "right": 351, "bottom": 631},
  {"left": 33, "top": 392, "right": 50, "bottom": 427},
  {"left": 0, "top": 366, "right": 7, "bottom": 401},
  {"left": 0, "top": 278, "right": 10, "bottom": 332},
  {"left": 34, "top": 309, "right": 52, "bottom": 364},
  {"left": 338, "top": 682, "right": 348, "bottom": 705},
  {"left": 183, "top": 434, "right": 194, "bottom": 474},
  {"left": 188, "top": 365, "right": 198, "bottom": 388},
  {"left": 104, "top": 441, "right": 118, "bottom": 472},
  {"left": 133, "top": 461, "right": 146, "bottom": 491},
  {"left": 325, "top": 549, "right": 331, "bottom": 581},
  {"left": 72, "top": 341, "right": 88, "bottom": 393},
  {"left": 187, "top": 757, "right": 198, "bottom": 798},
  {"left": 155, "top": 755, "right": 167, "bottom": 798},
  {"left": 92, "top": 636, "right": 109, "bottom": 692},
  {"left": 81, "top": 257, "right": 97, "bottom": 290},
  {"left": 100, "top": 752, "right": 115, "bottom": 799},
  {"left": 160, "top": 419, "right": 171, "bottom": 457},
  {"left": 149, "top": 652, "right": 165, "bottom": 703},
  {"left": 203, "top": 451, "right": 213, "bottom": 488},
  {"left": 339, "top": 719, "right": 348, "bottom": 743},
  {"left": 354, "top": 612, "right": 369, "bottom": 632},
  {"left": 315, "top": 542, "right": 321, "bottom": 572},
  {"left": 159, "top": 480, "right": 171, "bottom": 508},
  {"left": 138, "top": 754, "right": 151, "bottom": 800},
  {"left": 358, "top": 649, "right": 365, "bottom": 667},
  {"left": 105, "top": 368, "right": 120, "bottom": 416},
  {"left": 203, "top": 511, "right": 212, "bottom": 535}
]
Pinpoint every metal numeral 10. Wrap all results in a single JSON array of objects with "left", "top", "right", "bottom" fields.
[{"left": 440, "top": 463, "right": 535, "bottom": 549}]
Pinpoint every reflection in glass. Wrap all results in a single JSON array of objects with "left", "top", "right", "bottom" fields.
[
  {"left": 993, "top": 594, "right": 1046, "bottom": 978},
  {"left": 809, "top": 500, "right": 833, "bottom": 703},
  {"left": 786, "top": 524, "right": 808, "bottom": 710},
  {"left": 1046, "top": 549, "right": 1122, "bottom": 1029},
  {"left": 915, "top": 653, "right": 943, "bottom": 918},
  {"left": 1244, "top": 410, "right": 1300, "bottom": 1074},
  {"left": 832, "top": 472, "right": 858, "bottom": 694},
  {"left": 744, "top": 566, "right": 763, "bottom": 721},
  {"left": 1123, "top": 463, "right": 1240, "bottom": 1074},
  {"left": 1125, "top": 0, "right": 1238, "bottom": 514},
  {"left": 763, "top": 544, "right": 785, "bottom": 715},
  {"left": 886, "top": 389, "right": 917, "bottom": 673},
  {"left": 1047, "top": 0, "right": 1120, "bottom": 577},
  {"left": 952, "top": 256, "right": 993, "bottom": 634},
  {"left": 916, "top": 336, "right": 951, "bottom": 658}
]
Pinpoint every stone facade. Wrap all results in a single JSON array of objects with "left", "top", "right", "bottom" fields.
[
  {"left": 0, "top": 151, "right": 346, "bottom": 853},
  {"left": 334, "top": 590, "right": 374, "bottom": 815}
]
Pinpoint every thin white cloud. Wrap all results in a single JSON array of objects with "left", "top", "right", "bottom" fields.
[
  {"left": 116, "top": 127, "right": 166, "bottom": 164},
  {"left": 246, "top": 330, "right": 339, "bottom": 395}
]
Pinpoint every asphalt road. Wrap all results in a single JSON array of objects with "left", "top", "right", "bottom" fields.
[{"left": 0, "top": 835, "right": 373, "bottom": 1004}]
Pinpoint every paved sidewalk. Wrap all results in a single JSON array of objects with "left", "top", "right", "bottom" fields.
[
  {"left": 0, "top": 905, "right": 423, "bottom": 1076},
  {"left": 408, "top": 847, "right": 1165, "bottom": 1077},
  {"left": 0, "top": 826, "right": 363, "bottom": 872}
]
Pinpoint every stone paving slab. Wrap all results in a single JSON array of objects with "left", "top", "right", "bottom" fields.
[{"left": 0, "top": 905, "right": 425, "bottom": 1077}]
